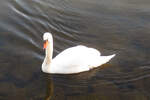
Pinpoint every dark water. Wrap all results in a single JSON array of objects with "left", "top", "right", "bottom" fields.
[{"left": 0, "top": 0, "right": 150, "bottom": 100}]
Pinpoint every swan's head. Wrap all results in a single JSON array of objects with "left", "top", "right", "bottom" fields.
[
  {"left": 43, "top": 32, "right": 53, "bottom": 49},
  {"left": 43, "top": 32, "right": 53, "bottom": 41}
]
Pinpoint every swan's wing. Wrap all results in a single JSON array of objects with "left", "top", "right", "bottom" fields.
[{"left": 51, "top": 45, "right": 101, "bottom": 73}]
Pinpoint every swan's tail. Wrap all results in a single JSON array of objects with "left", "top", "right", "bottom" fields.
[
  {"left": 94, "top": 54, "right": 116, "bottom": 68},
  {"left": 101, "top": 54, "right": 116, "bottom": 64}
]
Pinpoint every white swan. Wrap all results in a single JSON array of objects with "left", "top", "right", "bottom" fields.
[{"left": 42, "top": 32, "right": 115, "bottom": 74}]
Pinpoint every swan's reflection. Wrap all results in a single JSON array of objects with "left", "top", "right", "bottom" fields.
[
  {"left": 42, "top": 66, "right": 109, "bottom": 100},
  {"left": 43, "top": 74, "right": 54, "bottom": 100}
]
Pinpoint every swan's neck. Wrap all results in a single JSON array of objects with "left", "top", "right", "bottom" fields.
[
  {"left": 45, "top": 42, "right": 53, "bottom": 61},
  {"left": 42, "top": 40, "right": 53, "bottom": 73}
]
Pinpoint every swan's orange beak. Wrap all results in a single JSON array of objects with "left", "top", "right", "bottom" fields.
[{"left": 43, "top": 40, "right": 48, "bottom": 49}]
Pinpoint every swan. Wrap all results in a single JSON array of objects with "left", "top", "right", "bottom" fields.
[{"left": 42, "top": 32, "right": 116, "bottom": 74}]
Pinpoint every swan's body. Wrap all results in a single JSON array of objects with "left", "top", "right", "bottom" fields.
[{"left": 42, "top": 32, "right": 115, "bottom": 74}]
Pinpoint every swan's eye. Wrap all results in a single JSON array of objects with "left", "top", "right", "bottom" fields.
[{"left": 43, "top": 40, "right": 48, "bottom": 49}]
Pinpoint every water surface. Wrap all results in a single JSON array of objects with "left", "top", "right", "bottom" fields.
[{"left": 0, "top": 0, "right": 150, "bottom": 100}]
